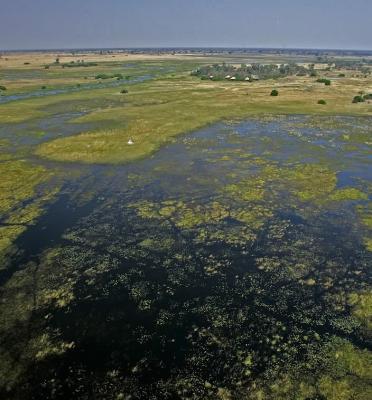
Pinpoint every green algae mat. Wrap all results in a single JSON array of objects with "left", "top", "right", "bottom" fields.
[{"left": 0, "top": 115, "right": 371, "bottom": 400}]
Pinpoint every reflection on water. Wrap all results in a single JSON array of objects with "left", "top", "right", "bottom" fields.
[{"left": 1, "top": 116, "right": 371, "bottom": 399}]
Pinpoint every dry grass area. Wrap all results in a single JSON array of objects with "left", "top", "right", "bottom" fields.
[{"left": 0, "top": 51, "right": 206, "bottom": 69}]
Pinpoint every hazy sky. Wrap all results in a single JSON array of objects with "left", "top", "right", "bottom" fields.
[{"left": 1, "top": 0, "right": 371, "bottom": 50}]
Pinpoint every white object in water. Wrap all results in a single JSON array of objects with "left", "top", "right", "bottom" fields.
[{"left": 127, "top": 138, "right": 134, "bottom": 145}]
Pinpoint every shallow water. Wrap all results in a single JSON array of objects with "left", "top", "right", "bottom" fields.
[
  {"left": 0, "top": 116, "right": 371, "bottom": 399},
  {"left": 0, "top": 111, "right": 92, "bottom": 149},
  {"left": 0, "top": 74, "right": 152, "bottom": 104}
]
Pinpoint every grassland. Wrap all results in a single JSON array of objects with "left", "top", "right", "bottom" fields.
[{"left": 35, "top": 73, "right": 372, "bottom": 164}]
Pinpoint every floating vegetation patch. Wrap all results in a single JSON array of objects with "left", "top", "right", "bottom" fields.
[
  {"left": 357, "top": 203, "right": 372, "bottom": 251},
  {"left": 0, "top": 160, "right": 58, "bottom": 268}
]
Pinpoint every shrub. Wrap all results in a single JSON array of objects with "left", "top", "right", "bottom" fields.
[
  {"left": 363, "top": 93, "right": 372, "bottom": 100},
  {"left": 318, "top": 99, "right": 327, "bottom": 105},
  {"left": 0, "top": 85, "right": 6, "bottom": 91},
  {"left": 120, "top": 89, "right": 128, "bottom": 94},
  {"left": 270, "top": 89, "right": 279, "bottom": 96},
  {"left": 95, "top": 73, "right": 110, "bottom": 80},
  {"left": 338, "top": 73, "right": 345, "bottom": 77},
  {"left": 316, "top": 78, "right": 331, "bottom": 86},
  {"left": 41, "top": 86, "right": 47, "bottom": 90},
  {"left": 63, "top": 61, "right": 98, "bottom": 68},
  {"left": 352, "top": 95, "right": 365, "bottom": 103}
]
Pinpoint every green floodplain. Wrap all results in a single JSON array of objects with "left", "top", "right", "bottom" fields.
[{"left": 0, "top": 50, "right": 371, "bottom": 399}]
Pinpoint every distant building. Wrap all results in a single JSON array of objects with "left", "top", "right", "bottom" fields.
[
  {"left": 230, "top": 76, "right": 236, "bottom": 80},
  {"left": 225, "top": 75, "right": 231, "bottom": 79}
]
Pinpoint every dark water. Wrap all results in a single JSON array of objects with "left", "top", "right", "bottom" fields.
[{"left": 1, "top": 116, "right": 371, "bottom": 399}]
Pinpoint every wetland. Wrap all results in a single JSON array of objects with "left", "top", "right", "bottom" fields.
[{"left": 0, "top": 50, "right": 371, "bottom": 400}]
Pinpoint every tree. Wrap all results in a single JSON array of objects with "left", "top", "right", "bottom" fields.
[
  {"left": 352, "top": 95, "right": 364, "bottom": 103},
  {"left": 270, "top": 89, "right": 279, "bottom": 96},
  {"left": 317, "top": 99, "right": 327, "bottom": 105}
]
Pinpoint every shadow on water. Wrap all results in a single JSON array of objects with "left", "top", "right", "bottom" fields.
[{"left": 0, "top": 191, "right": 99, "bottom": 286}]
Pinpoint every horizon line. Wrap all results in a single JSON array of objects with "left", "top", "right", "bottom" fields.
[{"left": 1, "top": 46, "right": 372, "bottom": 53}]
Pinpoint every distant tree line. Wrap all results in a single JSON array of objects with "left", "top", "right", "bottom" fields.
[
  {"left": 333, "top": 59, "right": 372, "bottom": 73},
  {"left": 191, "top": 62, "right": 316, "bottom": 81},
  {"left": 95, "top": 73, "right": 124, "bottom": 80},
  {"left": 46, "top": 59, "right": 99, "bottom": 68},
  {"left": 61, "top": 61, "right": 98, "bottom": 68},
  {"left": 315, "top": 58, "right": 371, "bottom": 74}
]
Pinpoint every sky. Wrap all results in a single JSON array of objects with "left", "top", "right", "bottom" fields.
[{"left": 0, "top": 0, "right": 371, "bottom": 50}]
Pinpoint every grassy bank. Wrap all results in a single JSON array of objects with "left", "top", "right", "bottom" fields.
[{"left": 35, "top": 73, "right": 372, "bottom": 164}]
